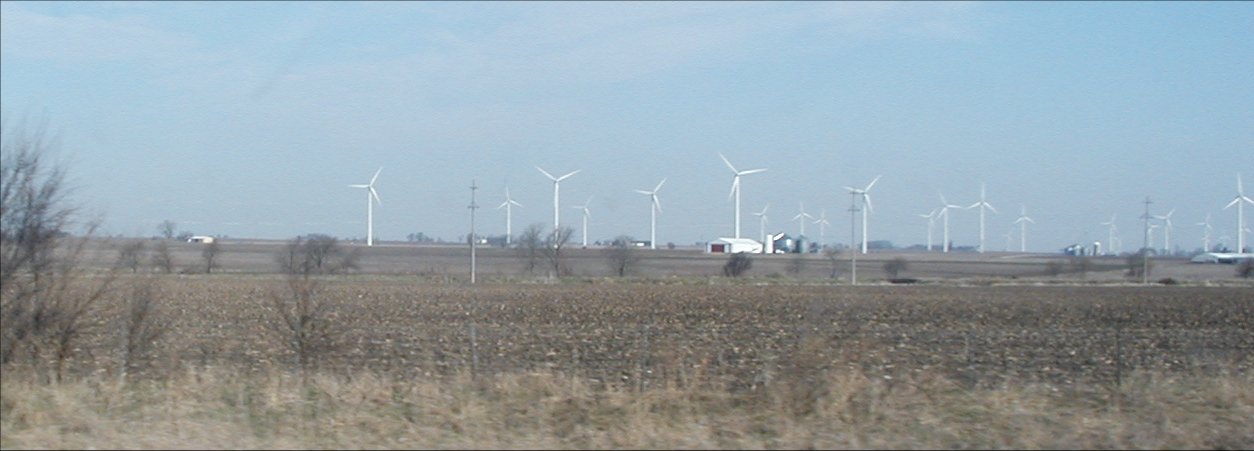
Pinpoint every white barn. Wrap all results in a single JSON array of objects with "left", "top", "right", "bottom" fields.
[
  {"left": 706, "top": 238, "right": 763, "bottom": 254},
  {"left": 187, "top": 235, "right": 216, "bottom": 244}
]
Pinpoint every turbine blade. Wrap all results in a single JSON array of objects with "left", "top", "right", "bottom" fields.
[
  {"left": 864, "top": 175, "right": 881, "bottom": 191},
  {"left": 349, "top": 184, "right": 368, "bottom": 188},
  {"left": 729, "top": 176, "right": 739, "bottom": 200},
  {"left": 536, "top": 166, "right": 557, "bottom": 181},
  {"left": 498, "top": 201, "right": 509, "bottom": 210},
  {"left": 369, "top": 167, "right": 382, "bottom": 186},
  {"left": 718, "top": 153, "right": 738, "bottom": 173},
  {"left": 370, "top": 187, "right": 381, "bottom": 205},
  {"left": 987, "top": 203, "right": 997, "bottom": 214},
  {"left": 863, "top": 194, "right": 873, "bottom": 213},
  {"left": 557, "top": 169, "right": 581, "bottom": 181},
  {"left": 654, "top": 178, "right": 666, "bottom": 192},
  {"left": 739, "top": 168, "right": 767, "bottom": 176},
  {"left": 653, "top": 195, "right": 662, "bottom": 213},
  {"left": 511, "top": 200, "right": 523, "bottom": 207},
  {"left": 635, "top": 189, "right": 652, "bottom": 195}
]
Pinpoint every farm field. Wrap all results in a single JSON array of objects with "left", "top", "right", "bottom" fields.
[{"left": 3, "top": 271, "right": 1251, "bottom": 449}]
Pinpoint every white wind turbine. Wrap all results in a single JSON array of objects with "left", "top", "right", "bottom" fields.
[
  {"left": 845, "top": 175, "right": 881, "bottom": 254},
  {"left": 348, "top": 167, "right": 382, "bottom": 246},
  {"left": 752, "top": 204, "right": 770, "bottom": 246},
  {"left": 1100, "top": 214, "right": 1120, "bottom": 255},
  {"left": 719, "top": 153, "right": 767, "bottom": 239},
  {"left": 537, "top": 166, "right": 581, "bottom": 240},
  {"left": 1224, "top": 173, "right": 1254, "bottom": 252},
  {"left": 792, "top": 202, "right": 814, "bottom": 238},
  {"left": 937, "top": 191, "right": 964, "bottom": 253},
  {"left": 1196, "top": 213, "right": 1214, "bottom": 252},
  {"left": 918, "top": 208, "right": 938, "bottom": 251},
  {"left": 1153, "top": 208, "right": 1175, "bottom": 255},
  {"left": 571, "top": 197, "right": 592, "bottom": 248},
  {"left": 634, "top": 178, "right": 666, "bottom": 250},
  {"left": 1147, "top": 223, "right": 1160, "bottom": 253},
  {"left": 813, "top": 209, "right": 831, "bottom": 245},
  {"left": 967, "top": 183, "right": 997, "bottom": 253},
  {"left": 497, "top": 187, "right": 523, "bottom": 246},
  {"left": 1013, "top": 205, "right": 1035, "bottom": 252}
]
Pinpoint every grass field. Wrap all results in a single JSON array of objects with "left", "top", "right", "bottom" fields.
[{"left": 2, "top": 239, "right": 1251, "bottom": 449}]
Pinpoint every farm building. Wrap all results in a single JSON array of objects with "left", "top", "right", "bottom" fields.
[
  {"left": 187, "top": 235, "right": 216, "bottom": 244},
  {"left": 706, "top": 238, "right": 763, "bottom": 254},
  {"left": 1190, "top": 252, "right": 1253, "bottom": 264}
]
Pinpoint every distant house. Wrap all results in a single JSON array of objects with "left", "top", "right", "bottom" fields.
[
  {"left": 706, "top": 238, "right": 763, "bottom": 254},
  {"left": 187, "top": 235, "right": 216, "bottom": 244}
]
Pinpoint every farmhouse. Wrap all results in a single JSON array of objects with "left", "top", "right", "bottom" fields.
[
  {"left": 187, "top": 235, "right": 216, "bottom": 244},
  {"left": 706, "top": 237, "right": 763, "bottom": 254}
]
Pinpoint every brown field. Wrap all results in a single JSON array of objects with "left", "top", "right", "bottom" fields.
[{"left": 3, "top": 238, "right": 1252, "bottom": 449}]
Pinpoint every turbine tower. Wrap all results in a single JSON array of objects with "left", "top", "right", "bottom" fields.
[
  {"left": 918, "top": 208, "right": 938, "bottom": 251},
  {"left": 348, "top": 167, "right": 382, "bottom": 246},
  {"left": 571, "top": 197, "right": 592, "bottom": 248},
  {"left": 1224, "top": 173, "right": 1253, "bottom": 252},
  {"left": 1100, "top": 214, "right": 1120, "bottom": 255},
  {"left": 792, "top": 202, "right": 814, "bottom": 238},
  {"left": 537, "top": 166, "right": 580, "bottom": 241},
  {"left": 1153, "top": 208, "right": 1175, "bottom": 255},
  {"left": 967, "top": 183, "right": 997, "bottom": 253},
  {"left": 752, "top": 204, "right": 770, "bottom": 246},
  {"left": 1013, "top": 205, "right": 1034, "bottom": 252},
  {"left": 1196, "top": 213, "right": 1213, "bottom": 252},
  {"left": 845, "top": 175, "right": 881, "bottom": 254},
  {"left": 497, "top": 187, "right": 523, "bottom": 245},
  {"left": 937, "top": 191, "right": 963, "bottom": 253},
  {"left": 634, "top": 179, "right": 666, "bottom": 250},
  {"left": 813, "top": 209, "right": 831, "bottom": 245},
  {"left": 718, "top": 153, "right": 767, "bottom": 239}
]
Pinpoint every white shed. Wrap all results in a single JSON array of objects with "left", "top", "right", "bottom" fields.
[
  {"left": 706, "top": 237, "right": 763, "bottom": 254},
  {"left": 187, "top": 235, "right": 216, "bottom": 244}
]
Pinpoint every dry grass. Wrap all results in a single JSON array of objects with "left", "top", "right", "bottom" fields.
[
  {"left": 2, "top": 365, "right": 1251, "bottom": 449},
  {"left": 2, "top": 275, "right": 1251, "bottom": 449}
]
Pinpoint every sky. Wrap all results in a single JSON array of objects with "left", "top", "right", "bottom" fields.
[{"left": 2, "top": 1, "right": 1251, "bottom": 253}]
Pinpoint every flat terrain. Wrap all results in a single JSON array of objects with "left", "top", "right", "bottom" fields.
[{"left": 86, "top": 237, "right": 1248, "bottom": 283}]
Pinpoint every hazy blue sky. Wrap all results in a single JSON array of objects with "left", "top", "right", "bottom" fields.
[{"left": 3, "top": 1, "right": 1251, "bottom": 252}]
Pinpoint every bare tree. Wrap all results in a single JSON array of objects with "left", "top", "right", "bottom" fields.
[
  {"left": 149, "top": 240, "right": 175, "bottom": 274},
  {"left": 823, "top": 247, "right": 842, "bottom": 279},
  {"left": 116, "top": 239, "right": 146, "bottom": 273},
  {"left": 882, "top": 257, "right": 909, "bottom": 279},
  {"left": 787, "top": 252, "right": 806, "bottom": 276},
  {"left": 1238, "top": 258, "right": 1253, "bottom": 279},
  {"left": 157, "top": 220, "right": 176, "bottom": 240},
  {"left": 201, "top": 240, "right": 221, "bottom": 274},
  {"left": 276, "top": 234, "right": 359, "bottom": 276},
  {"left": 603, "top": 235, "right": 640, "bottom": 277},
  {"left": 515, "top": 223, "right": 546, "bottom": 275},
  {"left": 1, "top": 115, "right": 114, "bottom": 382},
  {"left": 119, "top": 279, "right": 166, "bottom": 379},
  {"left": 542, "top": 226, "right": 575, "bottom": 278},
  {"left": 723, "top": 253, "right": 753, "bottom": 277}
]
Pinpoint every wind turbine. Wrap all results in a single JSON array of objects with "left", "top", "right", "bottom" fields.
[
  {"left": 1153, "top": 208, "right": 1175, "bottom": 255},
  {"left": 537, "top": 166, "right": 580, "bottom": 241},
  {"left": 845, "top": 175, "right": 881, "bottom": 254},
  {"left": 967, "top": 183, "right": 997, "bottom": 253},
  {"left": 497, "top": 187, "right": 523, "bottom": 246},
  {"left": 634, "top": 178, "right": 666, "bottom": 250},
  {"left": 719, "top": 153, "right": 767, "bottom": 239},
  {"left": 792, "top": 202, "right": 814, "bottom": 238},
  {"left": 752, "top": 204, "right": 770, "bottom": 246},
  {"left": 1013, "top": 205, "right": 1035, "bottom": 252},
  {"left": 1196, "top": 213, "right": 1214, "bottom": 252},
  {"left": 937, "top": 191, "right": 964, "bottom": 253},
  {"left": 1147, "top": 223, "right": 1160, "bottom": 253},
  {"left": 348, "top": 167, "right": 382, "bottom": 246},
  {"left": 918, "top": 208, "right": 938, "bottom": 251},
  {"left": 1100, "top": 214, "right": 1119, "bottom": 255},
  {"left": 571, "top": 197, "right": 592, "bottom": 248},
  {"left": 1224, "top": 173, "right": 1254, "bottom": 252},
  {"left": 813, "top": 209, "right": 831, "bottom": 245}
]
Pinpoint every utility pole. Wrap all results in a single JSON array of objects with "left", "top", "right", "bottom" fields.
[
  {"left": 469, "top": 179, "right": 479, "bottom": 284},
  {"left": 1141, "top": 196, "right": 1152, "bottom": 285}
]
